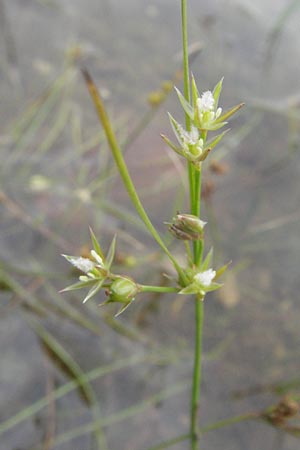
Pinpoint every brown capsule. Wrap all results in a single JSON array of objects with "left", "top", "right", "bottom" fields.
[
  {"left": 169, "top": 224, "right": 201, "bottom": 241},
  {"left": 264, "top": 396, "right": 299, "bottom": 427}
]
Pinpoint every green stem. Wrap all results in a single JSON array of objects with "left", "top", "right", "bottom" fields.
[
  {"left": 190, "top": 173, "right": 204, "bottom": 450},
  {"left": 83, "top": 69, "right": 185, "bottom": 282},
  {"left": 181, "top": 0, "right": 195, "bottom": 219},
  {"left": 181, "top": 0, "right": 191, "bottom": 130},
  {"left": 193, "top": 169, "right": 203, "bottom": 266},
  {"left": 143, "top": 412, "right": 257, "bottom": 450},
  {"left": 190, "top": 298, "right": 204, "bottom": 449},
  {"left": 201, "top": 412, "right": 258, "bottom": 434},
  {"left": 181, "top": 1, "right": 204, "bottom": 448},
  {"left": 139, "top": 285, "right": 179, "bottom": 293}
]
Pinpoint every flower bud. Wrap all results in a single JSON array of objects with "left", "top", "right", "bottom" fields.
[
  {"left": 109, "top": 277, "right": 139, "bottom": 303},
  {"left": 176, "top": 213, "right": 206, "bottom": 233},
  {"left": 168, "top": 213, "right": 206, "bottom": 240}
]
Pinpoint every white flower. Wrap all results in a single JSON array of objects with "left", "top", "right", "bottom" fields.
[
  {"left": 63, "top": 256, "right": 96, "bottom": 273},
  {"left": 194, "top": 269, "right": 216, "bottom": 287},
  {"left": 177, "top": 124, "right": 204, "bottom": 157},
  {"left": 196, "top": 91, "right": 222, "bottom": 127},
  {"left": 187, "top": 126, "right": 200, "bottom": 144},
  {"left": 197, "top": 91, "right": 215, "bottom": 112}
]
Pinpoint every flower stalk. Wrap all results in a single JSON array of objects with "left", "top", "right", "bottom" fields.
[
  {"left": 81, "top": 69, "right": 185, "bottom": 282},
  {"left": 61, "top": 1, "right": 243, "bottom": 447}
]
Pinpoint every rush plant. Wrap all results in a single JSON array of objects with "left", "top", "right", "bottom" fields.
[{"left": 62, "top": 1, "right": 243, "bottom": 448}]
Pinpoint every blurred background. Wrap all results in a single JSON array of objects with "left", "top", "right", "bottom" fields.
[{"left": 1, "top": 0, "right": 300, "bottom": 449}]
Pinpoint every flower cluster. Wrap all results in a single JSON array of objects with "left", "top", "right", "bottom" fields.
[
  {"left": 61, "top": 229, "right": 140, "bottom": 316},
  {"left": 162, "top": 76, "right": 244, "bottom": 169},
  {"left": 61, "top": 76, "right": 238, "bottom": 314},
  {"left": 179, "top": 248, "right": 228, "bottom": 300}
]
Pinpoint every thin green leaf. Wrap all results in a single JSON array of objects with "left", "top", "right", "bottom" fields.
[
  {"left": 215, "top": 261, "right": 231, "bottom": 280},
  {"left": 174, "top": 87, "right": 194, "bottom": 120},
  {"left": 89, "top": 227, "right": 105, "bottom": 260},
  {"left": 201, "top": 248, "right": 213, "bottom": 270},
  {"left": 191, "top": 74, "right": 199, "bottom": 108},
  {"left": 83, "top": 279, "right": 105, "bottom": 304},
  {"left": 215, "top": 103, "right": 245, "bottom": 123},
  {"left": 202, "top": 121, "right": 228, "bottom": 131},
  {"left": 168, "top": 113, "right": 184, "bottom": 146},
  {"left": 82, "top": 68, "right": 186, "bottom": 281},
  {"left": 213, "top": 77, "right": 224, "bottom": 108},
  {"left": 178, "top": 285, "right": 198, "bottom": 295},
  {"left": 161, "top": 134, "right": 183, "bottom": 155},
  {"left": 205, "top": 282, "right": 223, "bottom": 292},
  {"left": 206, "top": 129, "right": 229, "bottom": 150},
  {"left": 106, "top": 234, "right": 117, "bottom": 269},
  {"left": 115, "top": 301, "right": 132, "bottom": 317},
  {"left": 60, "top": 279, "right": 97, "bottom": 293}
]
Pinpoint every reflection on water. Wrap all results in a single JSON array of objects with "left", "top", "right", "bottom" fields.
[{"left": 1, "top": 0, "right": 300, "bottom": 449}]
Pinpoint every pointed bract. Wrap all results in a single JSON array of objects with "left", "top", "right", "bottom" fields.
[
  {"left": 106, "top": 234, "right": 117, "bottom": 269},
  {"left": 206, "top": 129, "right": 229, "bottom": 150},
  {"left": 214, "top": 261, "right": 231, "bottom": 280},
  {"left": 89, "top": 227, "right": 105, "bottom": 260},
  {"left": 59, "top": 279, "right": 98, "bottom": 293},
  {"left": 161, "top": 134, "right": 183, "bottom": 155},
  {"left": 201, "top": 248, "right": 214, "bottom": 271},
  {"left": 174, "top": 87, "right": 194, "bottom": 120},
  {"left": 168, "top": 113, "right": 185, "bottom": 146},
  {"left": 201, "top": 121, "right": 228, "bottom": 131},
  {"left": 213, "top": 77, "right": 224, "bottom": 108},
  {"left": 83, "top": 279, "right": 105, "bottom": 304},
  {"left": 191, "top": 74, "right": 200, "bottom": 108},
  {"left": 215, "top": 103, "right": 244, "bottom": 123},
  {"left": 115, "top": 302, "right": 132, "bottom": 317}
]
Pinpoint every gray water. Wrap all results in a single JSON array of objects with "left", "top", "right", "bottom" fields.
[{"left": 1, "top": 0, "right": 300, "bottom": 449}]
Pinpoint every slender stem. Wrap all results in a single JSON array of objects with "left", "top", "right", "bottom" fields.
[
  {"left": 143, "top": 412, "right": 258, "bottom": 450},
  {"left": 139, "top": 285, "right": 179, "bottom": 293},
  {"left": 200, "top": 412, "right": 258, "bottom": 433},
  {"left": 181, "top": 0, "right": 191, "bottom": 131},
  {"left": 193, "top": 169, "right": 203, "bottom": 266},
  {"left": 190, "top": 176, "right": 204, "bottom": 450},
  {"left": 184, "top": 240, "right": 193, "bottom": 264},
  {"left": 181, "top": 1, "right": 204, "bottom": 448},
  {"left": 181, "top": 0, "right": 195, "bottom": 217},
  {"left": 82, "top": 69, "right": 186, "bottom": 282},
  {"left": 190, "top": 298, "right": 203, "bottom": 449}
]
